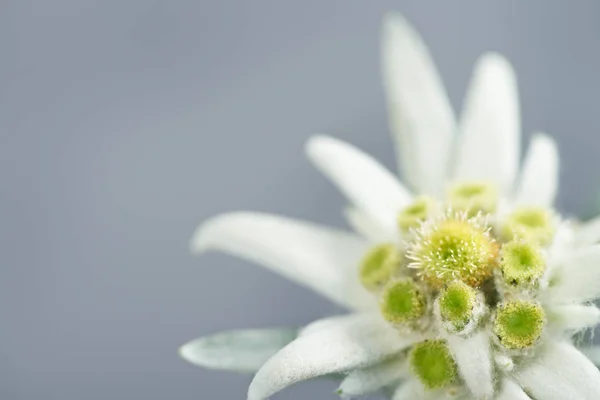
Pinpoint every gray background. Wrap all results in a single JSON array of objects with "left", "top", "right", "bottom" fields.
[{"left": 2, "top": 1, "right": 600, "bottom": 399}]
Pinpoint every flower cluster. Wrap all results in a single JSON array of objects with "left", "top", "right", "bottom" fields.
[{"left": 179, "top": 12, "right": 600, "bottom": 400}]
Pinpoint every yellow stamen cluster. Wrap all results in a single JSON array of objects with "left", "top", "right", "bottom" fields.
[
  {"left": 359, "top": 243, "right": 401, "bottom": 290},
  {"left": 409, "top": 339, "right": 457, "bottom": 390},
  {"left": 397, "top": 196, "right": 437, "bottom": 233},
  {"left": 380, "top": 278, "right": 426, "bottom": 325},
  {"left": 447, "top": 181, "right": 498, "bottom": 216},
  {"left": 407, "top": 211, "right": 498, "bottom": 288},
  {"left": 501, "top": 206, "right": 555, "bottom": 245},
  {"left": 356, "top": 180, "right": 558, "bottom": 389}
]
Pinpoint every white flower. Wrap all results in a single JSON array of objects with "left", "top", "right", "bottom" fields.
[{"left": 180, "top": 12, "right": 600, "bottom": 400}]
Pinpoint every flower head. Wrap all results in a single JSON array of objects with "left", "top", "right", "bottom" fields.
[{"left": 181, "top": 11, "right": 600, "bottom": 400}]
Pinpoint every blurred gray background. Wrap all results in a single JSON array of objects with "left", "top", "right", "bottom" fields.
[{"left": 2, "top": 0, "right": 600, "bottom": 399}]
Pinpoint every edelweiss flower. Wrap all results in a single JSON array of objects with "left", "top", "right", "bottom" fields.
[{"left": 180, "top": 13, "right": 600, "bottom": 400}]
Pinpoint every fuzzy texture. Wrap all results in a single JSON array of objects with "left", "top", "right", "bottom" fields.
[
  {"left": 247, "top": 314, "right": 420, "bottom": 400},
  {"left": 337, "top": 357, "right": 408, "bottom": 398}
]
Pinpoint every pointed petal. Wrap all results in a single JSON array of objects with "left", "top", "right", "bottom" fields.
[
  {"left": 191, "top": 212, "right": 373, "bottom": 310},
  {"left": 543, "top": 245, "right": 600, "bottom": 304},
  {"left": 446, "top": 331, "right": 493, "bottom": 399},
  {"left": 179, "top": 328, "right": 297, "bottom": 373},
  {"left": 247, "top": 314, "right": 420, "bottom": 400},
  {"left": 306, "top": 135, "right": 412, "bottom": 236},
  {"left": 382, "top": 13, "right": 456, "bottom": 196},
  {"left": 547, "top": 304, "right": 600, "bottom": 333},
  {"left": 514, "top": 134, "right": 559, "bottom": 206},
  {"left": 454, "top": 53, "right": 520, "bottom": 194},
  {"left": 343, "top": 207, "right": 395, "bottom": 243},
  {"left": 514, "top": 341, "right": 600, "bottom": 400},
  {"left": 338, "top": 357, "right": 408, "bottom": 398},
  {"left": 497, "top": 379, "right": 531, "bottom": 400}
]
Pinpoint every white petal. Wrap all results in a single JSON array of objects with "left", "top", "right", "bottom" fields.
[
  {"left": 547, "top": 304, "right": 600, "bottom": 333},
  {"left": 580, "top": 346, "right": 600, "bottom": 366},
  {"left": 247, "top": 314, "right": 420, "bottom": 400},
  {"left": 306, "top": 135, "right": 412, "bottom": 237},
  {"left": 392, "top": 381, "right": 448, "bottom": 400},
  {"left": 179, "top": 328, "right": 297, "bottom": 373},
  {"left": 299, "top": 314, "right": 366, "bottom": 338},
  {"left": 338, "top": 357, "right": 408, "bottom": 398},
  {"left": 454, "top": 53, "right": 520, "bottom": 195},
  {"left": 576, "top": 216, "right": 600, "bottom": 246},
  {"left": 343, "top": 207, "right": 396, "bottom": 243},
  {"left": 392, "top": 381, "right": 422, "bottom": 400},
  {"left": 446, "top": 331, "right": 493, "bottom": 399},
  {"left": 190, "top": 212, "right": 374, "bottom": 310},
  {"left": 514, "top": 341, "right": 600, "bottom": 400},
  {"left": 513, "top": 134, "right": 559, "bottom": 207},
  {"left": 382, "top": 13, "right": 456, "bottom": 196},
  {"left": 543, "top": 245, "right": 600, "bottom": 304},
  {"left": 497, "top": 379, "right": 531, "bottom": 400}
]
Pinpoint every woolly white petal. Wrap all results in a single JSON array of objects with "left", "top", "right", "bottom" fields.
[
  {"left": 190, "top": 212, "right": 374, "bottom": 310},
  {"left": 514, "top": 134, "right": 559, "bottom": 207},
  {"left": 344, "top": 207, "right": 395, "bottom": 243},
  {"left": 179, "top": 328, "right": 297, "bottom": 373},
  {"left": 543, "top": 245, "right": 600, "bottom": 304},
  {"left": 306, "top": 135, "right": 412, "bottom": 237},
  {"left": 497, "top": 379, "right": 531, "bottom": 400},
  {"left": 247, "top": 314, "right": 420, "bottom": 400},
  {"left": 547, "top": 304, "right": 600, "bottom": 333},
  {"left": 454, "top": 53, "right": 520, "bottom": 195},
  {"left": 514, "top": 341, "right": 600, "bottom": 400},
  {"left": 299, "top": 314, "right": 370, "bottom": 337},
  {"left": 392, "top": 381, "right": 422, "bottom": 400},
  {"left": 337, "top": 357, "right": 408, "bottom": 398},
  {"left": 576, "top": 216, "right": 600, "bottom": 246},
  {"left": 382, "top": 13, "right": 456, "bottom": 196},
  {"left": 446, "top": 331, "right": 493, "bottom": 399}
]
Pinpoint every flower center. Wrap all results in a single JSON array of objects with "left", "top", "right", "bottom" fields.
[
  {"left": 379, "top": 278, "right": 425, "bottom": 324},
  {"left": 447, "top": 181, "right": 497, "bottom": 216},
  {"left": 408, "top": 212, "right": 498, "bottom": 288},
  {"left": 409, "top": 339, "right": 457, "bottom": 390},
  {"left": 493, "top": 300, "right": 545, "bottom": 349},
  {"left": 437, "top": 281, "right": 479, "bottom": 332},
  {"left": 500, "top": 240, "right": 545, "bottom": 287},
  {"left": 358, "top": 243, "right": 401, "bottom": 290},
  {"left": 502, "top": 207, "right": 554, "bottom": 245},
  {"left": 397, "top": 196, "right": 436, "bottom": 232}
]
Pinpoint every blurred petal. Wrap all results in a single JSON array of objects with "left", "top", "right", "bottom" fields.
[
  {"left": 547, "top": 304, "right": 600, "bottom": 333},
  {"left": 446, "top": 331, "right": 493, "bottom": 399},
  {"left": 338, "top": 357, "right": 408, "bottom": 398},
  {"left": 344, "top": 207, "right": 395, "bottom": 243},
  {"left": 497, "top": 379, "right": 531, "bottom": 400},
  {"left": 248, "top": 314, "right": 419, "bottom": 400},
  {"left": 515, "top": 341, "right": 600, "bottom": 400},
  {"left": 514, "top": 134, "right": 559, "bottom": 206},
  {"left": 543, "top": 245, "right": 600, "bottom": 304},
  {"left": 191, "top": 212, "right": 373, "bottom": 310},
  {"left": 306, "top": 135, "right": 412, "bottom": 237},
  {"left": 576, "top": 216, "right": 600, "bottom": 246},
  {"left": 580, "top": 346, "right": 600, "bottom": 366},
  {"left": 382, "top": 13, "right": 456, "bottom": 196},
  {"left": 179, "top": 328, "right": 297, "bottom": 373},
  {"left": 454, "top": 53, "right": 520, "bottom": 195},
  {"left": 392, "top": 381, "right": 422, "bottom": 400}
]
